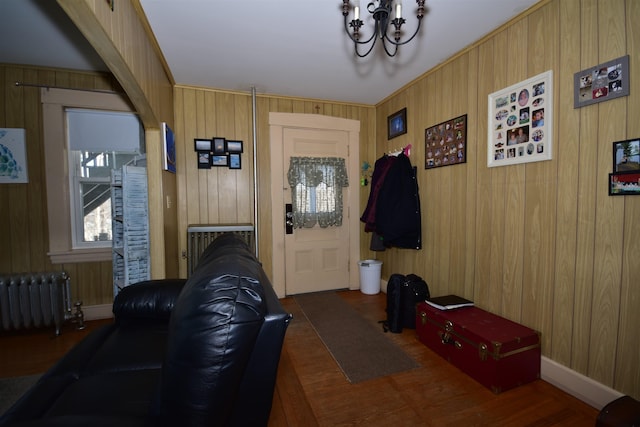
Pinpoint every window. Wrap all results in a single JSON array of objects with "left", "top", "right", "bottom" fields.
[
  {"left": 69, "top": 150, "right": 138, "bottom": 247},
  {"left": 287, "top": 157, "right": 349, "bottom": 228},
  {"left": 41, "top": 89, "right": 142, "bottom": 263},
  {"left": 66, "top": 109, "right": 143, "bottom": 249}
]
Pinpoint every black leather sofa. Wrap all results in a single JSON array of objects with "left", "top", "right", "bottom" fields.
[{"left": 0, "top": 234, "right": 292, "bottom": 427}]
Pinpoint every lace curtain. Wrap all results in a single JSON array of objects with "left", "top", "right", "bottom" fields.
[{"left": 287, "top": 157, "right": 349, "bottom": 228}]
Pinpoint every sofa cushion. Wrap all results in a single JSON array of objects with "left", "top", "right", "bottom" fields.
[
  {"left": 45, "top": 370, "right": 160, "bottom": 418},
  {"left": 113, "top": 279, "right": 186, "bottom": 326},
  {"left": 84, "top": 323, "right": 168, "bottom": 374}
]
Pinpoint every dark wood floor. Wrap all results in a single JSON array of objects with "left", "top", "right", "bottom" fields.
[{"left": 0, "top": 291, "right": 599, "bottom": 426}]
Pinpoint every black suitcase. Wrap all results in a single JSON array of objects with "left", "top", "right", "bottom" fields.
[{"left": 382, "top": 274, "right": 430, "bottom": 333}]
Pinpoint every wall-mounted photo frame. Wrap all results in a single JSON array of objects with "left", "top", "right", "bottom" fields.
[
  {"left": 387, "top": 108, "right": 407, "bottom": 140},
  {"left": 574, "top": 55, "right": 629, "bottom": 108},
  {"left": 425, "top": 114, "right": 467, "bottom": 169},
  {"left": 197, "top": 152, "right": 211, "bottom": 169},
  {"left": 194, "top": 138, "right": 212, "bottom": 152},
  {"left": 487, "top": 70, "right": 553, "bottom": 168},
  {"left": 226, "top": 140, "right": 243, "bottom": 153},
  {"left": 212, "top": 155, "right": 228, "bottom": 167},
  {"left": 613, "top": 138, "right": 640, "bottom": 173},
  {"left": 213, "top": 137, "right": 226, "bottom": 155},
  {"left": 229, "top": 153, "right": 241, "bottom": 169},
  {"left": 0, "top": 128, "right": 28, "bottom": 183},
  {"left": 162, "top": 123, "right": 176, "bottom": 173},
  {"left": 609, "top": 172, "right": 640, "bottom": 196}
]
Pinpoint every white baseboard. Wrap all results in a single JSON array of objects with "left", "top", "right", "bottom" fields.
[
  {"left": 540, "top": 356, "right": 622, "bottom": 410},
  {"left": 81, "top": 304, "right": 113, "bottom": 321}
]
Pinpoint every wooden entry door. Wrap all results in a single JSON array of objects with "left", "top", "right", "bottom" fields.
[{"left": 269, "top": 113, "right": 360, "bottom": 297}]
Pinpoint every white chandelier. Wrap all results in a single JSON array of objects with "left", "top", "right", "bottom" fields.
[{"left": 342, "top": 0, "right": 427, "bottom": 57}]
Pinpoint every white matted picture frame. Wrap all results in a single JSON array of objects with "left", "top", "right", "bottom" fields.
[
  {"left": 487, "top": 70, "right": 553, "bottom": 168},
  {"left": 0, "top": 128, "right": 28, "bottom": 183}
]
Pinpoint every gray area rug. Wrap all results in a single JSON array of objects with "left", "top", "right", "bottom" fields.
[
  {"left": 294, "top": 292, "right": 419, "bottom": 383},
  {"left": 0, "top": 374, "right": 40, "bottom": 415}
]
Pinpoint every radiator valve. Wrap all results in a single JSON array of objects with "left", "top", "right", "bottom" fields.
[{"left": 73, "top": 301, "right": 85, "bottom": 330}]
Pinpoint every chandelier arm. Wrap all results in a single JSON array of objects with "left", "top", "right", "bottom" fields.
[
  {"left": 381, "top": 18, "right": 423, "bottom": 46},
  {"left": 355, "top": 36, "right": 379, "bottom": 57},
  {"left": 381, "top": 39, "right": 399, "bottom": 57}
]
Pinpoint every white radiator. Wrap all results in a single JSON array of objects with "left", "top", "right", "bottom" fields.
[
  {"left": 187, "top": 224, "right": 255, "bottom": 276},
  {"left": 0, "top": 271, "right": 75, "bottom": 335}
]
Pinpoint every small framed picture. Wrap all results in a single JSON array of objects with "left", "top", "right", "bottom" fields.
[
  {"left": 213, "top": 137, "right": 226, "bottom": 155},
  {"left": 229, "top": 153, "right": 241, "bottom": 169},
  {"left": 212, "top": 155, "right": 228, "bottom": 167},
  {"left": 197, "top": 152, "right": 211, "bottom": 169},
  {"left": 194, "top": 138, "right": 212, "bottom": 152},
  {"left": 226, "top": 140, "right": 243, "bottom": 153},
  {"left": 613, "top": 138, "right": 640, "bottom": 173},
  {"left": 387, "top": 108, "right": 407, "bottom": 140},
  {"left": 609, "top": 172, "right": 640, "bottom": 196}
]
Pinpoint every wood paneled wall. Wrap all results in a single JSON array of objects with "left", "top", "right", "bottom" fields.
[
  {"left": 0, "top": 64, "right": 121, "bottom": 306},
  {"left": 57, "top": 0, "right": 176, "bottom": 279},
  {"left": 173, "top": 87, "right": 376, "bottom": 278},
  {"left": 375, "top": 0, "right": 639, "bottom": 399}
]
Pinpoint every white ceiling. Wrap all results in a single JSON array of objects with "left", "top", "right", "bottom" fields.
[{"left": 1, "top": 0, "right": 541, "bottom": 105}]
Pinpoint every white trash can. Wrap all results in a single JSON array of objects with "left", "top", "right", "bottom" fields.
[{"left": 358, "top": 259, "right": 382, "bottom": 295}]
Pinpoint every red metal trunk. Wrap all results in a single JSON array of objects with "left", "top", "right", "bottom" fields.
[{"left": 416, "top": 302, "right": 541, "bottom": 393}]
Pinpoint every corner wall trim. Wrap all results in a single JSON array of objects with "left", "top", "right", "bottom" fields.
[{"left": 540, "top": 356, "right": 622, "bottom": 410}]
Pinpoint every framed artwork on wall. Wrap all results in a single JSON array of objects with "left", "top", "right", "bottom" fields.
[
  {"left": 213, "top": 137, "right": 226, "bottom": 155},
  {"left": 609, "top": 172, "right": 640, "bottom": 196},
  {"left": 197, "top": 152, "right": 211, "bottom": 169},
  {"left": 574, "top": 55, "right": 629, "bottom": 108},
  {"left": 162, "top": 123, "right": 176, "bottom": 173},
  {"left": 194, "top": 138, "right": 212, "bottom": 152},
  {"left": 425, "top": 114, "right": 467, "bottom": 169},
  {"left": 0, "top": 128, "right": 28, "bottom": 183},
  {"left": 487, "top": 70, "right": 553, "bottom": 168},
  {"left": 612, "top": 138, "right": 640, "bottom": 173},
  {"left": 226, "top": 140, "right": 243, "bottom": 153},
  {"left": 387, "top": 108, "right": 407, "bottom": 140},
  {"left": 212, "top": 155, "right": 228, "bottom": 167},
  {"left": 229, "top": 153, "right": 241, "bottom": 169}
]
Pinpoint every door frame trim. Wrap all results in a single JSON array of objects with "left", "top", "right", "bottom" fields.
[{"left": 269, "top": 112, "right": 360, "bottom": 297}]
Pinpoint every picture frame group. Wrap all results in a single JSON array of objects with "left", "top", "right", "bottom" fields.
[
  {"left": 194, "top": 137, "right": 243, "bottom": 169},
  {"left": 609, "top": 137, "right": 640, "bottom": 196}
]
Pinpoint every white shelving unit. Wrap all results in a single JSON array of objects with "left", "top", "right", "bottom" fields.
[{"left": 111, "top": 164, "right": 150, "bottom": 298}]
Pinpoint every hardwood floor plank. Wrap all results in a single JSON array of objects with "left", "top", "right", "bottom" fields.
[{"left": 0, "top": 292, "right": 599, "bottom": 425}]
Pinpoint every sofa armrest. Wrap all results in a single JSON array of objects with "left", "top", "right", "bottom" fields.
[{"left": 113, "top": 279, "right": 187, "bottom": 325}]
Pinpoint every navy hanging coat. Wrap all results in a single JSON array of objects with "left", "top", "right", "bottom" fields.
[{"left": 373, "top": 153, "right": 422, "bottom": 249}]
